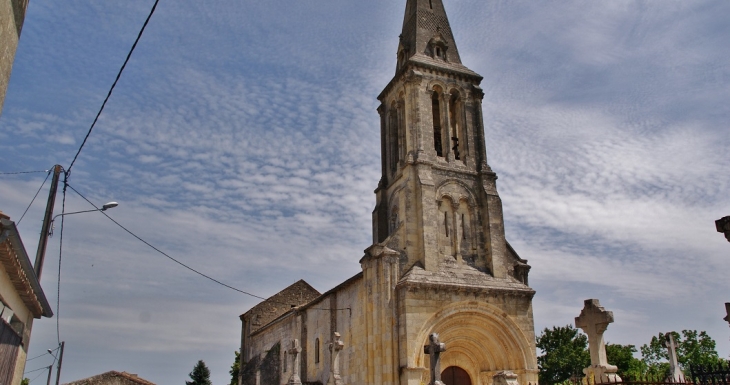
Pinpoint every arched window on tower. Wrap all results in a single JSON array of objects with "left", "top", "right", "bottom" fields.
[
  {"left": 432, "top": 89, "right": 443, "bottom": 157},
  {"left": 397, "top": 97, "right": 406, "bottom": 163},
  {"left": 449, "top": 91, "right": 462, "bottom": 161},
  {"left": 389, "top": 102, "right": 399, "bottom": 175},
  {"left": 389, "top": 206, "right": 399, "bottom": 235}
]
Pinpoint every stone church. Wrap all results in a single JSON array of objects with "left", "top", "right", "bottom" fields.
[{"left": 238, "top": 1, "right": 538, "bottom": 384}]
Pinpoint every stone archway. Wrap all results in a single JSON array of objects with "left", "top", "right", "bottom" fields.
[
  {"left": 413, "top": 301, "right": 538, "bottom": 385},
  {"left": 442, "top": 366, "right": 472, "bottom": 385}
]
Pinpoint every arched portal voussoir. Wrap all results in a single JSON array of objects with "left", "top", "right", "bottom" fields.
[{"left": 414, "top": 301, "right": 534, "bottom": 375}]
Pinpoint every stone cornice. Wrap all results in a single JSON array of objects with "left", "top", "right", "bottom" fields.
[
  {"left": 397, "top": 279, "right": 536, "bottom": 299},
  {"left": 378, "top": 59, "right": 483, "bottom": 101}
]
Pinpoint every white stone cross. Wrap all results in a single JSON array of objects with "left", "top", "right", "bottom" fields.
[
  {"left": 575, "top": 299, "right": 620, "bottom": 382},
  {"left": 665, "top": 333, "right": 681, "bottom": 382},
  {"left": 327, "top": 332, "right": 345, "bottom": 385},
  {"left": 288, "top": 339, "right": 302, "bottom": 385},
  {"left": 424, "top": 333, "right": 446, "bottom": 385},
  {"left": 575, "top": 299, "right": 614, "bottom": 368}
]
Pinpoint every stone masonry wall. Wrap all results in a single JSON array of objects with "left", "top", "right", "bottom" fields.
[{"left": 0, "top": 0, "right": 28, "bottom": 115}]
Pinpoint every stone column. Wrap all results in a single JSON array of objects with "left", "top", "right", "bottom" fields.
[
  {"left": 288, "top": 339, "right": 302, "bottom": 385},
  {"left": 327, "top": 332, "right": 344, "bottom": 385},
  {"left": 665, "top": 333, "right": 681, "bottom": 382},
  {"left": 575, "top": 299, "right": 621, "bottom": 383},
  {"left": 424, "top": 333, "right": 446, "bottom": 385}
]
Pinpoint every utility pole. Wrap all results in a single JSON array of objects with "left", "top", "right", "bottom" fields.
[
  {"left": 54, "top": 341, "right": 65, "bottom": 385},
  {"left": 46, "top": 364, "right": 52, "bottom": 385},
  {"left": 34, "top": 164, "right": 62, "bottom": 279}
]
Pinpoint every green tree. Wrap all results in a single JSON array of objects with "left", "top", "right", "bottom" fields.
[
  {"left": 640, "top": 330, "right": 724, "bottom": 377},
  {"left": 229, "top": 351, "right": 241, "bottom": 385},
  {"left": 606, "top": 343, "right": 644, "bottom": 379},
  {"left": 187, "top": 360, "right": 212, "bottom": 385},
  {"left": 537, "top": 325, "right": 590, "bottom": 385},
  {"left": 20, "top": 379, "right": 29, "bottom": 385}
]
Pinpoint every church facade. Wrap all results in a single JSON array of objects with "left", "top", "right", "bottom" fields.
[{"left": 238, "top": 1, "right": 538, "bottom": 384}]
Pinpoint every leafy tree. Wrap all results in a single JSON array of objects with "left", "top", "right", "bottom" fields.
[
  {"left": 187, "top": 360, "right": 212, "bottom": 385},
  {"left": 21, "top": 379, "right": 29, "bottom": 385},
  {"left": 606, "top": 343, "right": 644, "bottom": 379},
  {"left": 640, "top": 330, "right": 724, "bottom": 377},
  {"left": 537, "top": 325, "right": 590, "bottom": 385},
  {"left": 230, "top": 351, "right": 241, "bottom": 385}
]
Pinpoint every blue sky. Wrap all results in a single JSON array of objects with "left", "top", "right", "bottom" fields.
[{"left": 1, "top": 0, "right": 729, "bottom": 384}]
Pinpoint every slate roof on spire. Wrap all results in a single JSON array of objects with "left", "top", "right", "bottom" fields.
[
  {"left": 401, "top": 0, "right": 461, "bottom": 63},
  {"left": 396, "top": 0, "right": 480, "bottom": 79}
]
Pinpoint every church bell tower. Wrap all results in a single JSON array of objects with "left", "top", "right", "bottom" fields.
[{"left": 373, "top": 0, "right": 529, "bottom": 283}]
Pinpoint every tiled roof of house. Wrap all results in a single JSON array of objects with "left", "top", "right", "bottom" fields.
[{"left": 63, "top": 371, "right": 156, "bottom": 385}]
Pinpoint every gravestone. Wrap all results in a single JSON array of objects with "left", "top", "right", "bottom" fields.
[
  {"left": 665, "top": 333, "right": 681, "bottom": 382},
  {"left": 327, "top": 332, "right": 344, "bottom": 385},
  {"left": 575, "top": 299, "right": 621, "bottom": 383},
  {"left": 288, "top": 339, "right": 302, "bottom": 385},
  {"left": 424, "top": 333, "right": 446, "bottom": 385}
]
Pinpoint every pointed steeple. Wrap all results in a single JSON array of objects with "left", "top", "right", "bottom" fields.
[{"left": 398, "top": 0, "right": 462, "bottom": 67}]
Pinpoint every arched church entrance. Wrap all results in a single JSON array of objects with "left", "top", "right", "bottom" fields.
[{"left": 442, "top": 366, "right": 471, "bottom": 385}]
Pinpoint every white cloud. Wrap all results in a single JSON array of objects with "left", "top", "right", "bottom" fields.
[{"left": 2, "top": 1, "right": 729, "bottom": 384}]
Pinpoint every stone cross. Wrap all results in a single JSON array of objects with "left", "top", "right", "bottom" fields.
[
  {"left": 575, "top": 299, "right": 620, "bottom": 382},
  {"left": 288, "top": 339, "right": 302, "bottom": 385},
  {"left": 575, "top": 299, "right": 614, "bottom": 368},
  {"left": 665, "top": 333, "right": 681, "bottom": 382},
  {"left": 327, "top": 332, "right": 345, "bottom": 385},
  {"left": 424, "top": 333, "right": 446, "bottom": 385}
]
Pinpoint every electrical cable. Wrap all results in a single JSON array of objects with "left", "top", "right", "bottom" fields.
[
  {"left": 25, "top": 346, "right": 60, "bottom": 362},
  {"left": 23, "top": 366, "right": 51, "bottom": 375},
  {"left": 66, "top": 0, "right": 160, "bottom": 175},
  {"left": 64, "top": 183, "right": 351, "bottom": 313},
  {"left": 56, "top": 174, "right": 68, "bottom": 347},
  {"left": 16, "top": 169, "right": 52, "bottom": 225},
  {"left": 0, "top": 170, "right": 48, "bottom": 175},
  {"left": 27, "top": 368, "right": 49, "bottom": 384}
]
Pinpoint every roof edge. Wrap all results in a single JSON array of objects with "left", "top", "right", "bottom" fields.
[{"left": 0, "top": 218, "right": 53, "bottom": 318}]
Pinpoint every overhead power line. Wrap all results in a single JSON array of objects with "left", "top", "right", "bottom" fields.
[
  {"left": 16, "top": 169, "right": 52, "bottom": 225},
  {"left": 63, "top": 183, "right": 351, "bottom": 313},
  {"left": 65, "top": 182, "right": 269, "bottom": 301},
  {"left": 66, "top": 0, "right": 160, "bottom": 174},
  {"left": 56, "top": 175, "right": 68, "bottom": 347}
]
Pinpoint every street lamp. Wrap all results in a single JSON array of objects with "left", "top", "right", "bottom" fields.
[
  {"left": 716, "top": 216, "right": 730, "bottom": 242},
  {"left": 48, "top": 202, "right": 118, "bottom": 237},
  {"left": 35, "top": 201, "right": 118, "bottom": 278}
]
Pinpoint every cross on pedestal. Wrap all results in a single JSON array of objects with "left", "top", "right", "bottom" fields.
[
  {"left": 424, "top": 333, "right": 446, "bottom": 385},
  {"left": 327, "top": 332, "right": 344, "bottom": 385},
  {"left": 288, "top": 339, "right": 302, "bottom": 385},
  {"left": 665, "top": 333, "right": 681, "bottom": 382},
  {"left": 575, "top": 299, "right": 620, "bottom": 383}
]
